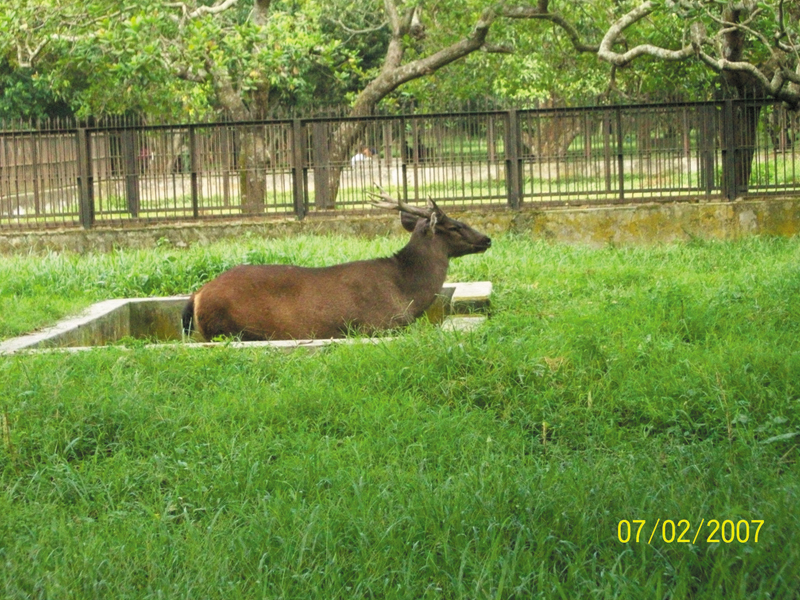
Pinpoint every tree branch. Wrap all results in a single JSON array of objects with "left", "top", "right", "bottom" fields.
[
  {"left": 166, "top": 0, "right": 242, "bottom": 26},
  {"left": 166, "top": 0, "right": 241, "bottom": 19},
  {"left": 251, "top": 0, "right": 272, "bottom": 26},
  {"left": 14, "top": 8, "right": 122, "bottom": 68},
  {"left": 204, "top": 57, "right": 249, "bottom": 118},
  {"left": 501, "top": 2, "right": 599, "bottom": 53},
  {"left": 326, "top": 17, "right": 389, "bottom": 36},
  {"left": 598, "top": 1, "right": 694, "bottom": 66},
  {"left": 482, "top": 43, "right": 515, "bottom": 54},
  {"left": 368, "top": 6, "right": 497, "bottom": 102},
  {"left": 699, "top": 51, "right": 800, "bottom": 108}
]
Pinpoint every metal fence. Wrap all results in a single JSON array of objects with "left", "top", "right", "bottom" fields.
[{"left": 1, "top": 99, "right": 798, "bottom": 229}]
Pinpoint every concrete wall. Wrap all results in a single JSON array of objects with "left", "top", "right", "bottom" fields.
[{"left": 1, "top": 197, "right": 798, "bottom": 254}]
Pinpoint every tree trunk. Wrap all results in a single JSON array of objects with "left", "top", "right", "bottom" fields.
[
  {"left": 238, "top": 125, "right": 270, "bottom": 214},
  {"left": 205, "top": 55, "right": 272, "bottom": 214},
  {"left": 319, "top": 2, "right": 497, "bottom": 206},
  {"left": 324, "top": 121, "right": 368, "bottom": 208},
  {"left": 519, "top": 97, "right": 581, "bottom": 158},
  {"left": 722, "top": 101, "right": 761, "bottom": 197},
  {"left": 718, "top": 5, "right": 763, "bottom": 198}
]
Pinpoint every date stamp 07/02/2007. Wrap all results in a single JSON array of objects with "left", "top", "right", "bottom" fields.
[{"left": 617, "top": 519, "right": 764, "bottom": 545}]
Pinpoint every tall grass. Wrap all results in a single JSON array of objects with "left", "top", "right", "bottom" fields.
[{"left": 1, "top": 234, "right": 799, "bottom": 598}]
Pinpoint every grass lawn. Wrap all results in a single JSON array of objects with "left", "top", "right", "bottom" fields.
[{"left": 1, "top": 233, "right": 799, "bottom": 598}]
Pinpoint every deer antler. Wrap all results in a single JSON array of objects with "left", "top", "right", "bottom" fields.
[{"left": 367, "top": 183, "right": 432, "bottom": 219}]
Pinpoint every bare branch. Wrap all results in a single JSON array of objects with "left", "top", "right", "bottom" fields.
[
  {"left": 773, "top": 0, "right": 799, "bottom": 56},
  {"left": 599, "top": 1, "right": 695, "bottom": 66},
  {"left": 171, "top": 0, "right": 241, "bottom": 19},
  {"left": 482, "top": 43, "right": 515, "bottom": 54},
  {"left": 166, "top": 0, "right": 241, "bottom": 26},
  {"left": 384, "top": 0, "right": 402, "bottom": 36},
  {"left": 501, "top": 3, "right": 599, "bottom": 53},
  {"left": 384, "top": 6, "right": 496, "bottom": 89},
  {"left": 699, "top": 51, "right": 800, "bottom": 108},
  {"left": 14, "top": 8, "right": 122, "bottom": 68},
  {"left": 326, "top": 17, "right": 389, "bottom": 36}
]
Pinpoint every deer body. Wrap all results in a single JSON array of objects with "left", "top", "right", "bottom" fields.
[{"left": 183, "top": 190, "right": 490, "bottom": 341}]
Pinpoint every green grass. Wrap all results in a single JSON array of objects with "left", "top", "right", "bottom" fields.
[{"left": 1, "top": 234, "right": 800, "bottom": 598}]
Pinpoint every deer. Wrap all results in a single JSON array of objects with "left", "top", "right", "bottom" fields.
[{"left": 181, "top": 186, "right": 491, "bottom": 341}]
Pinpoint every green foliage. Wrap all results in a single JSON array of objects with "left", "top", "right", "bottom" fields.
[
  {"left": 0, "top": 0, "right": 340, "bottom": 120},
  {"left": 0, "top": 60, "right": 72, "bottom": 121},
  {"left": 3, "top": 0, "right": 797, "bottom": 119},
  {"left": 401, "top": 1, "right": 715, "bottom": 107},
  {"left": 1, "top": 234, "right": 799, "bottom": 596}
]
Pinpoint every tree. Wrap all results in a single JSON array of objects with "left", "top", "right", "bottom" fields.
[
  {"left": 500, "top": 0, "right": 800, "bottom": 195},
  {"left": 4, "top": 0, "right": 797, "bottom": 204},
  {"left": 500, "top": 1, "right": 798, "bottom": 105},
  {"left": 155, "top": 0, "right": 337, "bottom": 212},
  {"left": 315, "top": 0, "right": 513, "bottom": 205},
  {"left": 1, "top": 0, "right": 339, "bottom": 212},
  {"left": 0, "top": 59, "right": 73, "bottom": 121},
  {"left": 320, "top": 0, "right": 799, "bottom": 203}
]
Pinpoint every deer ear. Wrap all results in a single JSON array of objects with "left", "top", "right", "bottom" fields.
[
  {"left": 427, "top": 197, "right": 444, "bottom": 217},
  {"left": 400, "top": 211, "right": 418, "bottom": 232}
]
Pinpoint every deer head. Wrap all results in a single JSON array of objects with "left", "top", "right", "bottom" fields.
[{"left": 368, "top": 184, "right": 492, "bottom": 258}]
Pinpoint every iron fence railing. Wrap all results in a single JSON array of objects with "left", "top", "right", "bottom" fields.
[{"left": 1, "top": 99, "right": 798, "bottom": 229}]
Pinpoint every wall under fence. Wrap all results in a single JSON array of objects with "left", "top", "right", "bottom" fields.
[{"left": 1, "top": 100, "right": 798, "bottom": 230}]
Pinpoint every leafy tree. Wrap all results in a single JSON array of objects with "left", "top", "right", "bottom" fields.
[
  {"left": 1, "top": 0, "right": 342, "bottom": 212},
  {"left": 315, "top": 0, "right": 513, "bottom": 205},
  {"left": 0, "top": 0, "right": 339, "bottom": 119},
  {"left": 0, "top": 59, "right": 73, "bottom": 121},
  {"left": 3, "top": 0, "right": 797, "bottom": 203},
  {"left": 500, "top": 0, "right": 799, "bottom": 194}
]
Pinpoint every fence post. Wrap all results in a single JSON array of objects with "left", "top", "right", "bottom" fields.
[
  {"left": 383, "top": 121, "right": 393, "bottom": 178},
  {"left": 291, "top": 119, "right": 306, "bottom": 219},
  {"left": 505, "top": 109, "right": 521, "bottom": 209},
  {"left": 615, "top": 107, "right": 625, "bottom": 200},
  {"left": 311, "top": 121, "right": 331, "bottom": 209},
  {"left": 603, "top": 111, "right": 612, "bottom": 192},
  {"left": 699, "top": 104, "right": 716, "bottom": 195},
  {"left": 410, "top": 118, "right": 420, "bottom": 201},
  {"left": 31, "top": 135, "right": 41, "bottom": 216},
  {"left": 220, "top": 126, "right": 231, "bottom": 207},
  {"left": 722, "top": 99, "right": 737, "bottom": 200},
  {"left": 76, "top": 127, "right": 94, "bottom": 229},
  {"left": 487, "top": 117, "right": 496, "bottom": 164},
  {"left": 189, "top": 126, "right": 199, "bottom": 219},
  {"left": 122, "top": 129, "right": 140, "bottom": 217},
  {"left": 400, "top": 118, "right": 408, "bottom": 202}
]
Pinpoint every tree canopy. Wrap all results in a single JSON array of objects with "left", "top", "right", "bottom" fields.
[{"left": 0, "top": 0, "right": 797, "bottom": 121}]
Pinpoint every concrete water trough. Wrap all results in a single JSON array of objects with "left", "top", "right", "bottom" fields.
[{"left": 0, "top": 282, "right": 492, "bottom": 355}]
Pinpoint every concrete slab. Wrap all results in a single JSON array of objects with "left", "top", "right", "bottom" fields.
[
  {"left": 440, "top": 315, "right": 487, "bottom": 332},
  {"left": 446, "top": 281, "right": 492, "bottom": 312}
]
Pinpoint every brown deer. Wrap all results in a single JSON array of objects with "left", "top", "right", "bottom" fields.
[{"left": 182, "top": 186, "right": 491, "bottom": 341}]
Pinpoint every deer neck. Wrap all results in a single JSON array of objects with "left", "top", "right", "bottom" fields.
[{"left": 393, "top": 236, "right": 450, "bottom": 311}]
